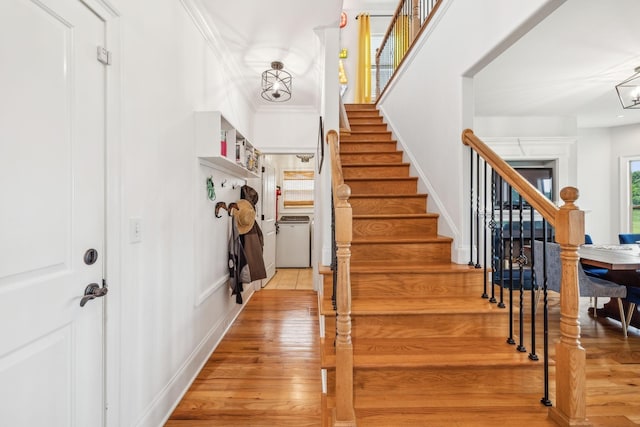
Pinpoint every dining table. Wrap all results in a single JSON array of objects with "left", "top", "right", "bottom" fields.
[{"left": 579, "top": 244, "right": 640, "bottom": 326}]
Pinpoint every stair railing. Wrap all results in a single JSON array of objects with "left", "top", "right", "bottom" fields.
[
  {"left": 326, "top": 129, "right": 356, "bottom": 426},
  {"left": 462, "top": 129, "right": 587, "bottom": 426},
  {"left": 375, "top": 0, "right": 442, "bottom": 100}
]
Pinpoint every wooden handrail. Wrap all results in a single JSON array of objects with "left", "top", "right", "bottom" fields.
[
  {"left": 326, "top": 129, "right": 356, "bottom": 426},
  {"left": 462, "top": 129, "right": 587, "bottom": 427},
  {"left": 461, "top": 129, "right": 558, "bottom": 224}
]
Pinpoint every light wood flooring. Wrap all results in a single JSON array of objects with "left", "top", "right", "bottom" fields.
[
  {"left": 262, "top": 268, "right": 313, "bottom": 290},
  {"left": 166, "top": 289, "right": 640, "bottom": 426}
]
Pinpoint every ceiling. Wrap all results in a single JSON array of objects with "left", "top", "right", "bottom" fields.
[
  {"left": 193, "top": 0, "right": 343, "bottom": 111},
  {"left": 193, "top": 0, "right": 640, "bottom": 128},
  {"left": 474, "top": 0, "right": 640, "bottom": 129}
]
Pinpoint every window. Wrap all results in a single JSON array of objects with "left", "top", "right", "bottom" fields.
[
  {"left": 282, "top": 170, "right": 314, "bottom": 208},
  {"left": 631, "top": 160, "right": 640, "bottom": 233}
]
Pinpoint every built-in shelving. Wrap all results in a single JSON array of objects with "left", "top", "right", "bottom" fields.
[{"left": 195, "top": 111, "right": 260, "bottom": 178}]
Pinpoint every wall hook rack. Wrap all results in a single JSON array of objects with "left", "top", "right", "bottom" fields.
[
  {"left": 214, "top": 201, "right": 239, "bottom": 218},
  {"left": 220, "top": 179, "right": 228, "bottom": 188}
]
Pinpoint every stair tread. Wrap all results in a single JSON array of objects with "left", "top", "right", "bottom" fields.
[
  {"left": 353, "top": 213, "right": 438, "bottom": 219},
  {"left": 352, "top": 235, "right": 453, "bottom": 244},
  {"left": 322, "top": 295, "right": 503, "bottom": 316},
  {"left": 341, "top": 150, "right": 401, "bottom": 155},
  {"left": 345, "top": 176, "right": 417, "bottom": 181},
  {"left": 349, "top": 193, "right": 427, "bottom": 198},
  {"left": 349, "top": 262, "right": 484, "bottom": 274},
  {"left": 321, "top": 337, "right": 545, "bottom": 369},
  {"left": 343, "top": 162, "right": 409, "bottom": 166}
]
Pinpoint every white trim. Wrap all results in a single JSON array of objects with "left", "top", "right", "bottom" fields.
[
  {"left": 180, "top": 0, "right": 256, "bottom": 114},
  {"left": 195, "top": 274, "right": 229, "bottom": 306},
  {"left": 619, "top": 155, "right": 640, "bottom": 233},
  {"left": 77, "top": 1, "right": 122, "bottom": 426},
  {"left": 138, "top": 287, "right": 256, "bottom": 427},
  {"left": 480, "top": 136, "right": 576, "bottom": 206}
]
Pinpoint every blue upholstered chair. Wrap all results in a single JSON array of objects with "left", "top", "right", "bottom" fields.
[
  {"left": 533, "top": 240, "right": 630, "bottom": 337},
  {"left": 619, "top": 233, "right": 640, "bottom": 244},
  {"left": 582, "top": 234, "right": 609, "bottom": 279},
  {"left": 624, "top": 286, "right": 640, "bottom": 331}
]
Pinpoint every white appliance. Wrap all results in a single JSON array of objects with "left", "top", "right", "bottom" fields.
[{"left": 276, "top": 216, "right": 311, "bottom": 267}]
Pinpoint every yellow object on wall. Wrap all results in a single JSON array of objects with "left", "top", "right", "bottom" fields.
[
  {"left": 354, "top": 13, "right": 371, "bottom": 104},
  {"left": 338, "top": 59, "right": 348, "bottom": 85}
]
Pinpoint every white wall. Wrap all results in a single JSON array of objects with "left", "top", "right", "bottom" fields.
[
  {"left": 253, "top": 109, "right": 319, "bottom": 152},
  {"left": 377, "top": 0, "right": 564, "bottom": 263},
  {"left": 576, "top": 128, "right": 614, "bottom": 243},
  {"left": 109, "top": 0, "right": 259, "bottom": 425}
]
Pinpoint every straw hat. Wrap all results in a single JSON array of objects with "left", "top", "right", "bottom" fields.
[{"left": 232, "top": 199, "right": 256, "bottom": 234}]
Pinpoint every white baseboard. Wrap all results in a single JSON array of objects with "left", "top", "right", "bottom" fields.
[{"left": 135, "top": 286, "right": 256, "bottom": 427}]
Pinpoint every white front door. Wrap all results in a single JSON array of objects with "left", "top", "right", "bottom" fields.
[
  {"left": 262, "top": 163, "right": 277, "bottom": 282},
  {"left": 0, "top": 0, "right": 107, "bottom": 425}
]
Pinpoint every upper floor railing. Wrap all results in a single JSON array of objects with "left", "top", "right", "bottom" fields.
[{"left": 375, "top": 0, "right": 441, "bottom": 100}]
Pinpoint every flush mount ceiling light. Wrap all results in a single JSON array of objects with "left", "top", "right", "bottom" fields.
[
  {"left": 261, "top": 61, "right": 292, "bottom": 102},
  {"left": 296, "top": 154, "right": 314, "bottom": 163},
  {"left": 615, "top": 66, "right": 640, "bottom": 109}
]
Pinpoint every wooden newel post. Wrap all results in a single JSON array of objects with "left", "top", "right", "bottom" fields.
[
  {"left": 333, "top": 182, "right": 356, "bottom": 426},
  {"left": 549, "top": 187, "right": 590, "bottom": 426}
]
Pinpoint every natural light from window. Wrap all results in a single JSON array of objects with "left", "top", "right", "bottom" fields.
[{"left": 631, "top": 160, "right": 640, "bottom": 233}]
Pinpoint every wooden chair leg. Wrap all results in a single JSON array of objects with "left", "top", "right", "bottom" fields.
[
  {"left": 617, "top": 298, "right": 628, "bottom": 338},
  {"left": 626, "top": 303, "right": 636, "bottom": 329}
]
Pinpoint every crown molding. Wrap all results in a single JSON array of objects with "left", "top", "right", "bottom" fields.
[{"left": 180, "top": 0, "right": 257, "bottom": 113}]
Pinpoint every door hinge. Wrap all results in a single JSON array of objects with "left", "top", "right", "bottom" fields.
[
  {"left": 262, "top": 166, "right": 265, "bottom": 173},
  {"left": 261, "top": 214, "right": 265, "bottom": 221},
  {"left": 97, "top": 46, "right": 112, "bottom": 65},
  {"left": 102, "top": 278, "right": 107, "bottom": 288}
]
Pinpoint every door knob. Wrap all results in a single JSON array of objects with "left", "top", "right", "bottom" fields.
[{"left": 80, "top": 282, "right": 108, "bottom": 307}]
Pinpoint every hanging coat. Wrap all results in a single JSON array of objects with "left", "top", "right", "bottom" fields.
[
  {"left": 228, "top": 219, "right": 250, "bottom": 304},
  {"left": 241, "top": 222, "right": 267, "bottom": 281}
]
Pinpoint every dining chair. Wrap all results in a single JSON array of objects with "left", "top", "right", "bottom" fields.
[
  {"left": 625, "top": 286, "right": 640, "bottom": 331},
  {"left": 582, "top": 234, "right": 609, "bottom": 279},
  {"left": 533, "top": 240, "right": 629, "bottom": 337},
  {"left": 618, "top": 233, "right": 640, "bottom": 244}
]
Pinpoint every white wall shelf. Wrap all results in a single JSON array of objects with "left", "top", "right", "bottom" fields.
[
  {"left": 195, "top": 110, "right": 260, "bottom": 178},
  {"left": 199, "top": 155, "right": 259, "bottom": 178}
]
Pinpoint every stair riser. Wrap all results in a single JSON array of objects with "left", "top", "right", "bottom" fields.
[
  {"left": 348, "top": 272, "right": 485, "bottom": 297},
  {"left": 341, "top": 152, "right": 403, "bottom": 164},
  {"left": 326, "top": 366, "right": 542, "bottom": 396},
  {"left": 342, "top": 132, "right": 393, "bottom": 142},
  {"left": 348, "top": 117, "right": 384, "bottom": 125},
  {"left": 340, "top": 142, "right": 397, "bottom": 152},
  {"left": 345, "top": 111, "right": 380, "bottom": 119},
  {"left": 345, "top": 104, "right": 377, "bottom": 110},
  {"left": 346, "top": 108, "right": 380, "bottom": 116},
  {"left": 343, "top": 165, "right": 410, "bottom": 179},
  {"left": 346, "top": 179, "right": 417, "bottom": 194},
  {"left": 350, "top": 197, "right": 427, "bottom": 214},
  {"left": 349, "top": 124, "right": 388, "bottom": 132},
  {"left": 353, "top": 217, "right": 438, "bottom": 239},
  {"left": 324, "top": 313, "right": 509, "bottom": 339},
  {"left": 351, "top": 241, "right": 451, "bottom": 263}
]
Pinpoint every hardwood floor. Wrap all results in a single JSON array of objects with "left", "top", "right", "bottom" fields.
[
  {"left": 166, "top": 290, "right": 321, "bottom": 426},
  {"left": 166, "top": 288, "right": 640, "bottom": 426},
  {"left": 263, "top": 268, "right": 314, "bottom": 290}
]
